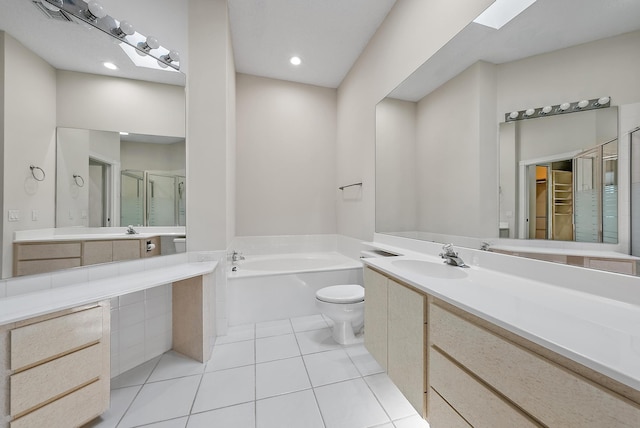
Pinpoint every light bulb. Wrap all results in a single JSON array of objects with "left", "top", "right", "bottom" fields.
[
  {"left": 139, "top": 36, "right": 160, "bottom": 52},
  {"left": 290, "top": 56, "right": 301, "bottom": 66},
  {"left": 541, "top": 106, "right": 552, "bottom": 114},
  {"left": 577, "top": 100, "right": 589, "bottom": 109},
  {"left": 85, "top": 1, "right": 106, "bottom": 20},
  {"left": 525, "top": 108, "right": 535, "bottom": 117},
  {"left": 164, "top": 50, "right": 180, "bottom": 63},
  {"left": 146, "top": 36, "right": 159, "bottom": 50},
  {"left": 114, "top": 20, "right": 135, "bottom": 37},
  {"left": 157, "top": 60, "right": 168, "bottom": 69},
  {"left": 559, "top": 102, "right": 570, "bottom": 111},
  {"left": 597, "top": 96, "right": 610, "bottom": 106},
  {"left": 509, "top": 111, "right": 519, "bottom": 119}
]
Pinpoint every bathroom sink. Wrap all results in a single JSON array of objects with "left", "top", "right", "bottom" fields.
[{"left": 391, "top": 259, "right": 468, "bottom": 279}]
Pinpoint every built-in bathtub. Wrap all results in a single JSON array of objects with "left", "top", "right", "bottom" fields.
[{"left": 227, "top": 252, "right": 363, "bottom": 326}]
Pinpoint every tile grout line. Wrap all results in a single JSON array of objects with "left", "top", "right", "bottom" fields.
[
  {"left": 114, "top": 356, "right": 164, "bottom": 428},
  {"left": 291, "top": 318, "right": 329, "bottom": 428}
]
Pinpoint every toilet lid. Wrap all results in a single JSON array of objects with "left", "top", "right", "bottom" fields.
[{"left": 316, "top": 285, "right": 364, "bottom": 304}]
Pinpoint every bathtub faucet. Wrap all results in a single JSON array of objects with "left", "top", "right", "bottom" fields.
[{"left": 230, "top": 250, "right": 245, "bottom": 263}]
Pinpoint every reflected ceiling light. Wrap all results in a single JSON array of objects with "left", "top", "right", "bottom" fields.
[
  {"left": 41, "top": 0, "right": 180, "bottom": 71},
  {"left": 290, "top": 56, "right": 302, "bottom": 66},
  {"left": 119, "top": 132, "right": 129, "bottom": 136},
  {"left": 505, "top": 97, "right": 612, "bottom": 122},
  {"left": 473, "top": 0, "right": 537, "bottom": 30},
  {"left": 103, "top": 61, "right": 118, "bottom": 70}
]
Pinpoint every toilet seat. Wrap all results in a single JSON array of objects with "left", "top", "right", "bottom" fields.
[{"left": 316, "top": 284, "right": 364, "bottom": 304}]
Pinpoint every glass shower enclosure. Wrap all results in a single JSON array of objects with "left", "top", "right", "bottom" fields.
[{"left": 121, "top": 170, "right": 186, "bottom": 227}]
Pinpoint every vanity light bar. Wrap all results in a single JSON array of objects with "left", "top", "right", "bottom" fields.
[
  {"left": 505, "top": 97, "right": 610, "bottom": 122},
  {"left": 42, "top": 0, "right": 180, "bottom": 71}
]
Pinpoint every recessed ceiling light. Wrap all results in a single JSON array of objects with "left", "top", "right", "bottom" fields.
[
  {"left": 103, "top": 62, "right": 118, "bottom": 70},
  {"left": 473, "top": 0, "right": 537, "bottom": 29},
  {"left": 290, "top": 56, "right": 301, "bottom": 66},
  {"left": 119, "top": 132, "right": 129, "bottom": 136}
]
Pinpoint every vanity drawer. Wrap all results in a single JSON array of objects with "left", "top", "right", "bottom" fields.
[
  {"left": 430, "top": 303, "right": 640, "bottom": 427},
  {"left": 15, "top": 242, "right": 81, "bottom": 260},
  {"left": 10, "top": 380, "right": 105, "bottom": 428},
  {"left": 428, "top": 388, "right": 471, "bottom": 428},
  {"left": 82, "top": 240, "right": 113, "bottom": 265},
  {"left": 10, "top": 306, "right": 103, "bottom": 371},
  {"left": 429, "top": 348, "right": 539, "bottom": 427},
  {"left": 15, "top": 258, "right": 81, "bottom": 277},
  {"left": 10, "top": 344, "right": 102, "bottom": 416},
  {"left": 113, "top": 239, "right": 141, "bottom": 261}
]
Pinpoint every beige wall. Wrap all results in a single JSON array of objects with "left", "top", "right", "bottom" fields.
[
  {"left": 375, "top": 97, "right": 417, "bottom": 233},
  {"left": 415, "top": 61, "right": 497, "bottom": 238},
  {"left": 186, "top": 0, "right": 235, "bottom": 251},
  {"left": 2, "top": 32, "right": 57, "bottom": 278},
  {"left": 336, "top": 0, "right": 494, "bottom": 241},
  {"left": 235, "top": 74, "right": 337, "bottom": 236},
  {"left": 121, "top": 141, "right": 185, "bottom": 173},
  {"left": 57, "top": 71, "right": 185, "bottom": 138}
]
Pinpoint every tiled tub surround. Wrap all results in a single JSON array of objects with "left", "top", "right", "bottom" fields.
[
  {"left": 227, "top": 252, "right": 363, "bottom": 326},
  {"left": 362, "top": 235, "right": 640, "bottom": 425},
  {"left": 223, "top": 234, "right": 364, "bottom": 327}
]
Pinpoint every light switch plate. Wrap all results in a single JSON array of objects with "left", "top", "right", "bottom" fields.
[{"left": 8, "top": 210, "right": 19, "bottom": 222}]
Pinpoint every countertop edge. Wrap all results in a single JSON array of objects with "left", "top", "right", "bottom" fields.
[{"left": 0, "top": 261, "right": 217, "bottom": 325}]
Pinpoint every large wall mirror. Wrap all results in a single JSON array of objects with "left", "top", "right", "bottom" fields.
[
  {"left": 0, "top": 0, "right": 186, "bottom": 278},
  {"left": 376, "top": 0, "right": 640, "bottom": 273}
]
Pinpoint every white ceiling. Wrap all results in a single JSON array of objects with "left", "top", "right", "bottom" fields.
[
  {"left": 389, "top": 0, "right": 640, "bottom": 102},
  {"left": 0, "top": 0, "right": 396, "bottom": 89},
  {"left": 228, "top": 0, "right": 397, "bottom": 88},
  {"left": 2, "top": 0, "right": 637, "bottom": 96}
]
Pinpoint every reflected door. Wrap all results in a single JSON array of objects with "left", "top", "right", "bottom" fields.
[
  {"left": 121, "top": 170, "right": 144, "bottom": 226},
  {"left": 574, "top": 148, "right": 601, "bottom": 242}
]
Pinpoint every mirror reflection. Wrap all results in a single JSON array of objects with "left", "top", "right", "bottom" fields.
[
  {"left": 56, "top": 129, "right": 186, "bottom": 228},
  {"left": 499, "top": 107, "right": 618, "bottom": 242},
  {"left": 1, "top": 0, "right": 186, "bottom": 278},
  {"left": 375, "top": 0, "right": 640, "bottom": 274}
]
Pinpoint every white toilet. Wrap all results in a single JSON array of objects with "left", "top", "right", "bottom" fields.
[{"left": 315, "top": 284, "right": 365, "bottom": 345}]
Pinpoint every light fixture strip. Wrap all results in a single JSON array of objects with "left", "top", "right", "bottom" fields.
[
  {"left": 43, "top": 0, "right": 180, "bottom": 70},
  {"left": 504, "top": 97, "right": 611, "bottom": 122}
]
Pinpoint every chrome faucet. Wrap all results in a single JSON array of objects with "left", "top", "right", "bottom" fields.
[
  {"left": 440, "top": 243, "right": 468, "bottom": 267},
  {"left": 126, "top": 225, "right": 138, "bottom": 235},
  {"left": 230, "top": 250, "right": 245, "bottom": 263}
]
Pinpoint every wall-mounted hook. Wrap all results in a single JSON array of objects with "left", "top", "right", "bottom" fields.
[
  {"left": 29, "top": 165, "right": 45, "bottom": 181},
  {"left": 73, "top": 174, "right": 85, "bottom": 187}
]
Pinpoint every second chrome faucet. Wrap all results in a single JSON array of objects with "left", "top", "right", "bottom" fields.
[{"left": 440, "top": 243, "right": 468, "bottom": 268}]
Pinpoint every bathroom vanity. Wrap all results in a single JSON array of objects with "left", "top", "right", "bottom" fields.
[
  {"left": 362, "top": 251, "right": 640, "bottom": 427},
  {"left": 12, "top": 235, "right": 162, "bottom": 277},
  {"left": 0, "top": 259, "right": 216, "bottom": 428}
]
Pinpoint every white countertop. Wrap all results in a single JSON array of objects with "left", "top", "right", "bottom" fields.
[
  {"left": 362, "top": 252, "right": 640, "bottom": 391},
  {"left": 0, "top": 261, "right": 216, "bottom": 325},
  {"left": 13, "top": 227, "right": 186, "bottom": 243}
]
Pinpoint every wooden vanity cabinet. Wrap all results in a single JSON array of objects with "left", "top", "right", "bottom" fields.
[
  {"left": 0, "top": 302, "right": 110, "bottom": 428},
  {"left": 428, "top": 301, "right": 640, "bottom": 427},
  {"left": 14, "top": 236, "right": 162, "bottom": 276},
  {"left": 363, "top": 267, "right": 427, "bottom": 416}
]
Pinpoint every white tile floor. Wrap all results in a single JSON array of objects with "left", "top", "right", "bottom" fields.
[{"left": 87, "top": 314, "right": 430, "bottom": 428}]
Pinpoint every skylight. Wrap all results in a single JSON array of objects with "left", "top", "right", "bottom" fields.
[{"left": 473, "top": 0, "right": 537, "bottom": 29}]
